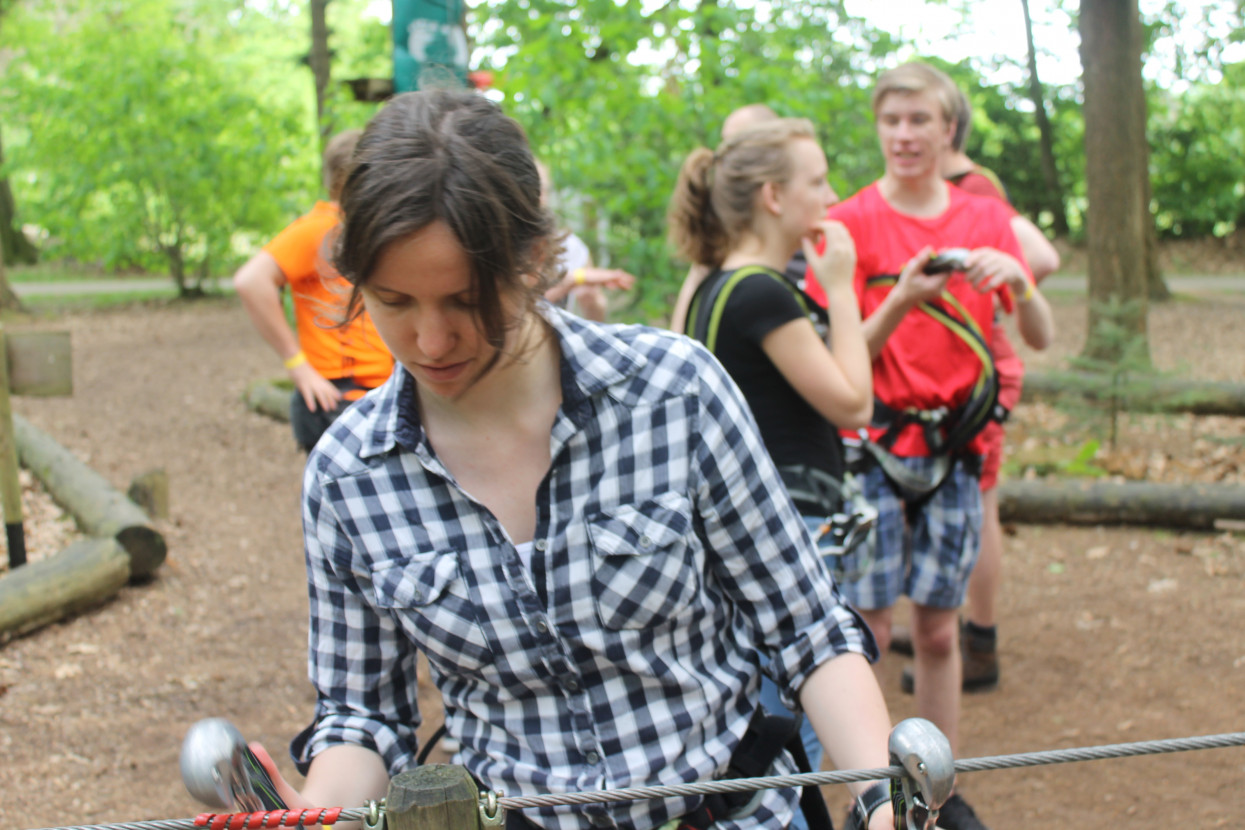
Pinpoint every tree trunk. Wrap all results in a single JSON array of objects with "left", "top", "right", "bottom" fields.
[
  {"left": 0, "top": 537, "right": 130, "bottom": 644},
  {"left": 0, "top": 232, "right": 22, "bottom": 313},
  {"left": 310, "top": 0, "right": 333, "bottom": 153},
  {"left": 245, "top": 379, "right": 293, "bottom": 423},
  {"left": 0, "top": 129, "right": 38, "bottom": 268},
  {"left": 1023, "top": 370, "right": 1245, "bottom": 416},
  {"left": 997, "top": 480, "right": 1245, "bottom": 530},
  {"left": 12, "top": 413, "right": 166, "bottom": 580},
  {"left": 1020, "top": 0, "right": 1069, "bottom": 235},
  {"left": 1130, "top": 14, "right": 1170, "bottom": 302},
  {"left": 1079, "top": 0, "right": 1152, "bottom": 364}
]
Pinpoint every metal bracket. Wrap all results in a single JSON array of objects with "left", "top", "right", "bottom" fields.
[
  {"left": 364, "top": 798, "right": 386, "bottom": 830},
  {"left": 478, "top": 790, "right": 505, "bottom": 828}
]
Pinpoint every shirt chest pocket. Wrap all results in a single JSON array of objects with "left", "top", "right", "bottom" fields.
[
  {"left": 588, "top": 494, "right": 701, "bottom": 630},
  {"left": 369, "top": 552, "right": 495, "bottom": 674}
]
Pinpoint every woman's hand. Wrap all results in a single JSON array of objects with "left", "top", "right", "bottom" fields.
[
  {"left": 290, "top": 363, "right": 343, "bottom": 413},
  {"left": 248, "top": 742, "right": 316, "bottom": 813},
  {"left": 803, "top": 219, "right": 857, "bottom": 295},
  {"left": 867, "top": 804, "right": 895, "bottom": 830}
]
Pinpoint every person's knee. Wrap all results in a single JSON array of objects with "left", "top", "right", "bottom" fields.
[
  {"left": 911, "top": 610, "right": 958, "bottom": 658},
  {"left": 859, "top": 608, "right": 893, "bottom": 651}
]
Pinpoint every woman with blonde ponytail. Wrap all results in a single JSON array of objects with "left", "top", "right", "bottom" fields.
[{"left": 668, "top": 120, "right": 880, "bottom": 813}]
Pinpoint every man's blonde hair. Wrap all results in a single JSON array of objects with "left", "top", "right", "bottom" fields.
[{"left": 871, "top": 62, "right": 957, "bottom": 126}]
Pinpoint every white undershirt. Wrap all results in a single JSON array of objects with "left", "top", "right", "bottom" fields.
[{"left": 514, "top": 540, "right": 534, "bottom": 574}]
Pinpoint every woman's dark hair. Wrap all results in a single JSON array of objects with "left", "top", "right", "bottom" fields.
[{"left": 334, "top": 90, "right": 556, "bottom": 353}]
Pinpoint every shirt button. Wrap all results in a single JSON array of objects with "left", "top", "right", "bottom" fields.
[
  {"left": 411, "top": 588, "right": 423, "bottom": 601},
  {"left": 534, "top": 539, "right": 548, "bottom": 551},
  {"left": 565, "top": 677, "right": 580, "bottom": 692},
  {"left": 536, "top": 620, "right": 550, "bottom": 634},
  {"left": 638, "top": 535, "right": 653, "bottom": 549},
  {"left": 585, "top": 751, "right": 601, "bottom": 765}
]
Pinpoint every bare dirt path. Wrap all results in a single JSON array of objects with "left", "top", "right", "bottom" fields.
[{"left": 0, "top": 295, "right": 1243, "bottom": 829}]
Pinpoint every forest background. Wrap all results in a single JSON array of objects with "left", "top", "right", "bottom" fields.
[{"left": 0, "top": 0, "right": 1243, "bottom": 324}]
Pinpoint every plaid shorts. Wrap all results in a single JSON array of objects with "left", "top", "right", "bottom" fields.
[{"left": 835, "top": 456, "right": 983, "bottom": 610}]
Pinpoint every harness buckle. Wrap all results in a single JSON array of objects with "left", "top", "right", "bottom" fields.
[{"left": 888, "top": 718, "right": 956, "bottom": 830}]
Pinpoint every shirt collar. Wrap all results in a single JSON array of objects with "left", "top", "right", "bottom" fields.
[{"left": 356, "top": 303, "right": 648, "bottom": 460}]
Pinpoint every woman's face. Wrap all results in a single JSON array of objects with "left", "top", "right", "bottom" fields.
[
  {"left": 775, "top": 137, "right": 838, "bottom": 238},
  {"left": 361, "top": 221, "right": 512, "bottom": 402}
]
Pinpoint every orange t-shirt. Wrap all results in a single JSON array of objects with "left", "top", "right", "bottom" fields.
[{"left": 263, "top": 202, "right": 393, "bottom": 392}]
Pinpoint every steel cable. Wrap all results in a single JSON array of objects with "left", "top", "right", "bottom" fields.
[{"left": 24, "top": 731, "right": 1245, "bottom": 829}]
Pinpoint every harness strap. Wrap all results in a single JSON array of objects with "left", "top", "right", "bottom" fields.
[
  {"left": 860, "top": 274, "right": 1002, "bottom": 494},
  {"left": 687, "top": 265, "right": 814, "bottom": 353}
]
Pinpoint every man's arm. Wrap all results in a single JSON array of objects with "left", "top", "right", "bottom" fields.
[
  {"left": 1009, "top": 215, "right": 1060, "bottom": 282},
  {"left": 233, "top": 251, "right": 341, "bottom": 412},
  {"left": 963, "top": 248, "right": 1055, "bottom": 351}
]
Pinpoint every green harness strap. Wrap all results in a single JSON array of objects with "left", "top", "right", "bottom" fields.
[
  {"left": 687, "top": 266, "right": 812, "bottom": 353},
  {"left": 858, "top": 273, "right": 1003, "bottom": 500},
  {"left": 863, "top": 274, "right": 1000, "bottom": 454}
]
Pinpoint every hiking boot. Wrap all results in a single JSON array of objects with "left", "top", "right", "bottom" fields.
[
  {"left": 898, "top": 626, "right": 999, "bottom": 694},
  {"left": 961, "top": 638, "right": 999, "bottom": 692},
  {"left": 889, "top": 624, "right": 914, "bottom": 656},
  {"left": 934, "top": 793, "right": 990, "bottom": 830}
]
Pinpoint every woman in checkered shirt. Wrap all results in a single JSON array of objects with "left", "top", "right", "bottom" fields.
[{"left": 250, "top": 89, "right": 896, "bottom": 830}]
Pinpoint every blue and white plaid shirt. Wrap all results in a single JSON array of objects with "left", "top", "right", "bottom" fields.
[{"left": 292, "top": 305, "right": 877, "bottom": 830}]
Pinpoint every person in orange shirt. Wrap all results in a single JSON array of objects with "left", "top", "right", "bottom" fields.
[{"left": 234, "top": 130, "right": 394, "bottom": 451}]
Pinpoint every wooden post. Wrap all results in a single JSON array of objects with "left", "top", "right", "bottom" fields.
[
  {"left": 128, "top": 468, "right": 169, "bottom": 520},
  {"left": 386, "top": 764, "right": 482, "bottom": 830},
  {"left": 0, "top": 324, "right": 26, "bottom": 568}
]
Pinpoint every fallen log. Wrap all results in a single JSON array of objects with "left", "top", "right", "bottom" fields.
[
  {"left": 0, "top": 536, "right": 130, "bottom": 643},
  {"left": 1023, "top": 371, "right": 1245, "bottom": 417},
  {"left": 12, "top": 413, "right": 166, "bottom": 580},
  {"left": 997, "top": 479, "right": 1245, "bottom": 530},
  {"left": 245, "top": 379, "right": 291, "bottom": 423}
]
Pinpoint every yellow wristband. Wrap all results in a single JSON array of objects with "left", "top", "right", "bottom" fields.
[
  {"left": 283, "top": 350, "right": 308, "bottom": 370},
  {"left": 1020, "top": 281, "right": 1035, "bottom": 303},
  {"left": 573, "top": 268, "right": 587, "bottom": 286}
]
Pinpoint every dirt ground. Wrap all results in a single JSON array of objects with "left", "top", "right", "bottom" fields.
[{"left": 1, "top": 290, "right": 1244, "bottom": 830}]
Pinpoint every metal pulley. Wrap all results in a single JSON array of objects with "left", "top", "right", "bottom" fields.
[{"left": 887, "top": 717, "right": 956, "bottom": 830}]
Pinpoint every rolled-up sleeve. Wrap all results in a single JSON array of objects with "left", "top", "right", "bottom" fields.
[
  {"left": 290, "top": 465, "right": 423, "bottom": 777},
  {"left": 688, "top": 348, "right": 878, "bottom": 711}
]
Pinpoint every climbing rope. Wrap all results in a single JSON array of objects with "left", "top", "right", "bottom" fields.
[{"left": 24, "top": 730, "right": 1245, "bottom": 830}]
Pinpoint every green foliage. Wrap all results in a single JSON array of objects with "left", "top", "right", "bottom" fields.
[
  {"left": 1060, "top": 439, "right": 1108, "bottom": 478},
  {"left": 1148, "top": 62, "right": 1245, "bottom": 238},
  {"left": 0, "top": 0, "right": 316, "bottom": 293},
  {"left": 473, "top": 0, "right": 895, "bottom": 324}
]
